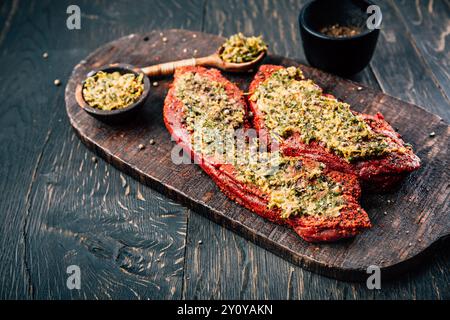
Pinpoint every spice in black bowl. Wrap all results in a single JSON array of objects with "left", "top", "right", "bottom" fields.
[
  {"left": 299, "top": 0, "right": 380, "bottom": 76},
  {"left": 319, "top": 24, "right": 362, "bottom": 38}
]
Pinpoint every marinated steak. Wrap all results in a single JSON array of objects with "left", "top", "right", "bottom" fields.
[
  {"left": 248, "top": 65, "right": 421, "bottom": 190},
  {"left": 164, "top": 66, "right": 371, "bottom": 242}
]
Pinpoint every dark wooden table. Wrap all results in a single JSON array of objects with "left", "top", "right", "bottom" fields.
[{"left": 0, "top": 0, "right": 448, "bottom": 300}]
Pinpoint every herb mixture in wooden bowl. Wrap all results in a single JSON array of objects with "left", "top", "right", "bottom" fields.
[{"left": 82, "top": 71, "right": 145, "bottom": 111}]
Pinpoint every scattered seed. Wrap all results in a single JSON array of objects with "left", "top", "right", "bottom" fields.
[
  {"left": 183, "top": 48, "right": 187, "bottom": 53},
  {"left": 54, "top": 79, "right": 61, "bottom": 86},
  {"left": 120, "top": 174, "right": 127, "bottom": 188},
  {"left": 387, "top": 199, "right": 391, "bottom": 204},
  {"left": 159, "top": 32, "right": 164, "bottom": 36},
  {"left": 149, "top": 139, "right": 155, "bottom": 145},
  {"left": 357, "top": 86, "right": 363, "bottom": 91},
  {"left": 418, "top": 238, "right": 422, "bottom": 242},
  {"left": 429, "top": 131, "right": 436, "bottom": 137},
  {"left": 156, "top": 258, "right": 160, "bottom": 262},
  {"left": 192, "top": 34, "right": 197, "bottom": 38},
  {"left": 406, "top": 230, "right": 409, "bottom": 234},
  {"left": 136, "top": 187, "right": 146, "bottom": 201},
  {"left": 162, "top": 37, "right": 168, "bottom": 42},
  {"left": 91, "top": 156, "right": 98, "bottom": 164},
  {"left": 138, "top": 144, "right": 145, "bottom": 150},
  {"left": 42, "top": 52, "right": 49, "bottom": 59},
  {"left": 408, "top": 242, "right": 412, "bottom": 247},
  {"left": 383, "top": 211, "right": 387, "bottom": 215},
  {"left": 152, "top": 81, "right": 159, "bottom": 87},
  {"left": 198, "top": 240, "right": 203, "bottom": 245}
]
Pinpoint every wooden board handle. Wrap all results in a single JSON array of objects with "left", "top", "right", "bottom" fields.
[{"left": 141, "top": 58, "right": 197, "bottom": 77}]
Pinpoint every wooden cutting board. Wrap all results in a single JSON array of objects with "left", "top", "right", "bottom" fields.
[{"left": 65, "top": 29, "right": 449, "bottom": 281}]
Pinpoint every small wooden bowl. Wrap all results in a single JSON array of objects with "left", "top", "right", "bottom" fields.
[{"left": 75, "top": 64, "right": 151, "bottom": 122}]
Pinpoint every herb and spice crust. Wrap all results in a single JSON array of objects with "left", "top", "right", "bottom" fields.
[
  {"left": 248, "top": 65, "right": 421, "bottom": 191},
  {"left": 164, "top": 66, "right": 371, "bottom": 242}
]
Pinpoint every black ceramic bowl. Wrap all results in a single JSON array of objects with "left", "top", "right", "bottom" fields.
[
  {"left": 75, "top": 64, "right": 150, "bottom": 122},
  {"left": 299, "top": 0, "right": 380, "bottom": 76}
]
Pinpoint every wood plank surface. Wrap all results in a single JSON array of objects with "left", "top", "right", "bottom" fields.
[
  {"left": 370, "top": 0, "right": 450, "bottom": 122},
  {"left": 0, "top": 0, "right": 449, "bottom": 299},
  {"left": 390, "top": 0, "right": 450, "bottom": 106}
]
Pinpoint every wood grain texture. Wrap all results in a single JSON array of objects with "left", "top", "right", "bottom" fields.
[
  {"left": 0, "top": 0, "right": 55, "bottom": 299},
  {"left": 1, "top": 0, "right": 449, "bottom": 300},
  {"left": 65, "top": 29, "right": 449, "bottom": 282},
  {"left": 0, "top": 0, "right": 204, "bottom": 299},
  {"left": 369, "top": 0, "right": 450, "bottom": 122},
  {"left": 183, "top": 212, "right": 450, "bottom": 299},
  {"left": 390, "top": 0, "right": 450, "bottom": 105}
]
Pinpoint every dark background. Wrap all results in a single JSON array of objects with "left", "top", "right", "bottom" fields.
[{"left": 0, "top": 0, "right": 448, "bottom": 299}]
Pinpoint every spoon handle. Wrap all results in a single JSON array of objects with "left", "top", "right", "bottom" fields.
[{"left": 141, "top": 58, "right": 197, "bottom": 77}]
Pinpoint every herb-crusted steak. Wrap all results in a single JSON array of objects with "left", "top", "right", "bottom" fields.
[
  {"left": 249, "top": 65, "right": 421, "bottom": 190},
  {"left": 164, "top": 66, "right": 371, "bottom": 242}
]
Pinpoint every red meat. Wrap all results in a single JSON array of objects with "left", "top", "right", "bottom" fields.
[
  {"left": 164, "top": 66, "right": 371, "bottom": 242},
  {"left": 248, "top": 65, "right": 421, "bottom": 191}
]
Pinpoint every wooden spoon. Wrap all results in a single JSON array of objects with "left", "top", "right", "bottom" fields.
[{"left": 141, "top": 46, "right": 266, "bottom": 77}]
